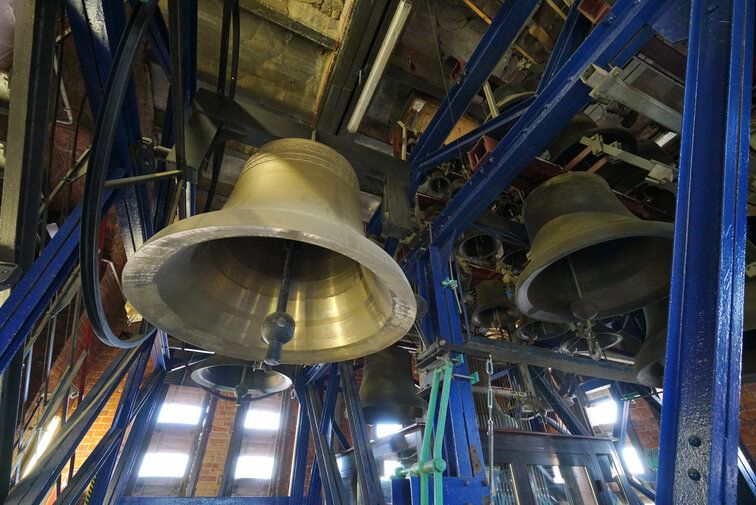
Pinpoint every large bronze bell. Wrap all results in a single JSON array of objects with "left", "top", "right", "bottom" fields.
[
  {"left": 359, "top": 345, "right": 425, "bottom": 425},
  {"left": 635, "top": 282, "right": 756, "bottom": 387},
  {"left": 191, "top": 354, "right": 293, "bottom": 401},
  {"left": 122, "top": 139, "right": 416, "bottom": 364},
  {"left": 472, "top": 280, "right": 519, "bottom": 328},
  {"left": 515, "top": 172, "right": 674, "bottom": 322}
]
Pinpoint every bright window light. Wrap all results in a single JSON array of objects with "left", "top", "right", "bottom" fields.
[
  {"left": 23, "top": 417, "right": 60, "bottom": 477},
  {"left": 157, "top": 403, "right": 201, "bottom": 425},
  {"left": 139, "top": 452, "right": 189, "bottom": 477},
  {"left": 244, "top": 408, "right": 281, "bottom": 430},
  {"left": 586, "top": 399, "right": 617, "bottom": 426},
  {"left": 375, "top": 423, "right": 403, "bottom": 438},
  {"left": 552, "top": 466, "right": 565, "bottom": 484},
  {"left": 235, "top": 455, "right": 275, "bottom": 479},
  {"left": 382, "top": 459, "right": 402, "bottom": 480},
  {"left": 622, "top": 447, "right": 645, "bottom": 475}
]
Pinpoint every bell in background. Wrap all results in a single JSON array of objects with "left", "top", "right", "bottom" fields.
[
  {"left": 458, "top": 228, "right": 501, "bottom": 265},
  {"left": 635, "top": 282, "right": 756, "bottom": 387},
  {"left": 190, "top": 354, "right": 293, "bottom": 404},
  {"left": 515, "top": 172, "right": 674, "bottom": 322},
  {"left": 123, "top": 139, "right": 416, "bottom": 364},
  {"left": 633, "top": 300, "right": 668, "bottom": 388},
  {"left": 515, "top": 318, "right": 570, "bottom": 343},
  {"left": 559, "top": 326, "right": 622, "bottom": 359},
  {"left": 359, "top": 345, "right": 426, "bottom": 425},
  {"left": 472, "top": 280, "right": 519, "bottom": 329}
]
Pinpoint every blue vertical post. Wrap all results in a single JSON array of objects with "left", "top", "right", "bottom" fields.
[
  {"left": 656, "top": 0, "right": 754, "bottom": 501},
  {"left": 416, "top": 245, "right": 487, "bottom": 481}
]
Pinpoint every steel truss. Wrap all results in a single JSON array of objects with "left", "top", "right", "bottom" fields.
[{"left": 0, "top": 0, "right": 752, "bottom": 502}]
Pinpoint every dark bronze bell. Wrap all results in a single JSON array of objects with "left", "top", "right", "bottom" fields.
[
  {"left": 458, "top": 228, "right": 501, "bottom": 264},
  {"left": 635, "top": 282, "right": 756, "bottom": 387},
  {"left": 633, "top": 300, "right": 668, "bottom": 387},
  {"left": 190, "top": 354, "right": 294, "bottom": 401},
  {"left": 515, "top": 319, "right": 570, "bottom": 342},
  {"left": 515, "top": 172, "right": 674, "bottom": 322},
  {"left": 359, "top": 345, "right": 425, "bottom": 425},
  {"left": 472, "top": 280, "right": 519, "bottom": 328},
  {"left": 559, "top": 327, "right": 622, "bottom": 357}
]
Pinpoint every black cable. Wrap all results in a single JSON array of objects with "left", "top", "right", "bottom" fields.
[{"left": 80, "top": 0, "right": 159, "bottom": 348}]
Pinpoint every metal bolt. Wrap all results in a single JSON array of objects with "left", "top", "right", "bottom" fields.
[
  {"left": 688, "top": 435, "right": 701, "bottom": 447},
  {"left": 463, "top": 480, "right": 469, "bottom": 487},
  {"left": 707, "top": 3, "right": 718, "bottom": 12},
  {"left": 687, "top": 468, "right": 701, "bottom": 481}
]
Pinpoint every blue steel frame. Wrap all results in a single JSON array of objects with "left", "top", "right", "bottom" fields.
[
  {"left": 1, "top": 0, "right": 754, "bottom": 501},
  {"left": 394, "top": 0, "right": 753, "bottom": 503},
  {"left": 656, "top": 0, "right": 754, "bottom": 502}
]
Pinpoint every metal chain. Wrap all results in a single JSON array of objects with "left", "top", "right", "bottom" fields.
[{"left": 486, "top": 355, "right": 496, "bottom": 499}]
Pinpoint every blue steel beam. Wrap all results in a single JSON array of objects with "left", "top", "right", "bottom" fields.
[
  {"left": 290, "top": 373, "right": 311, "bottom": 505},
  {"left": 3, "top": 342, "right": 151, "bottom": 505},
  {"left": 410, "top": 96, "right": 534, "bottom": 177},
  {"left": 536, "top": 0, "right": 592, "bottom": 94},
  {"left": 64, "top": 0, "right": 154, "bottom": 257},
  {"left": 417, "top": 246, "right": 487, "bottom": 480},
  {"left": 88, "top": 335, "right": 155, "bottom": 505},
  {"left": 406, "top": 0, "right": 540, "bottom": 174},
  {"left": 399, "top": 0, "right": 679, "bottom": 271},
  {"left": 531, "top": 367, "right": 589, "bottom": 436},
  {"left": 656, "top": 0, "right": 754, "bottom": 500},
  {"left": 0, "top": 183, "right": 125, "bottom": 376},
  {"left": 103, "top": 380, "right": 167, "bottom": 505},
  {"left": 121, "top": 499, "right": 292, "bottom": 505},
  {"left": 338, "top": 361, "right": 385, "bottom": 505},
  {"left": 52, "top": 429, "right": 124, "bottom": 505}
]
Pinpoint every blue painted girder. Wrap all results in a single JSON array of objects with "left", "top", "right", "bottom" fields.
[
  {"left": 655, "top": 0, "right": 754, "bottom": 500},
  {"left": 400, "top": 0, "right": 682, "bottom": 272}
]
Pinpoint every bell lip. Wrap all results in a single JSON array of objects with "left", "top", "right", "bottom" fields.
[
  {"left": 190, "top": 359, "right": 294, "bottom": 394},
  {"left": 515, "top": 215, "right": 674, "bottom": 322},
  {"left": 122, "top": 208, "right": 417, "bottom": 364}
]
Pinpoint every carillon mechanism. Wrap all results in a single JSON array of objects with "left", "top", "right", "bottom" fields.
[
  {"left": 515, "top": 172, "right": 674, "bottom": 323},
  {"left": 123, "top": 139, "right": 416, "bottom": 364},
  {"left": 190, "top": 354, "right": 294, "bottom": 405}
]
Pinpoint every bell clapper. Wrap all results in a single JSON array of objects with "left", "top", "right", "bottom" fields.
[
  {"left": 262, "top": 241, "right": 298, "bottom": 366},
  {"left": 234, "top": 363, "right": 250, "bottom": 406}
]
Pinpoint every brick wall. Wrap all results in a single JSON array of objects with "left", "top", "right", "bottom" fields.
[
  {"left": 628, "top": 398, "right": 660, "bottom": 451},
  {"left": 741, "top": 382, "right": 756, "bottom": 455}
]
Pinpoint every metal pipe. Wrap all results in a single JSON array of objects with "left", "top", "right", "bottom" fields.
[
  {"left": 346, "top": 0, "right": 413, "bottom": 133},
  {"left": 482, "top": 81, "right": 498, "bottom": 118}
]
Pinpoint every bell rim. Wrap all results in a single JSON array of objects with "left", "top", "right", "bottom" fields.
[
  {"left": 515, "top": 216, "right": 674, "bottom": 322},
  {"left": 122, "top": 207, "right": 417, "bottom": 364},
  {"left": 190, "top": 360, "right": 294, "bottom": 394}
]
